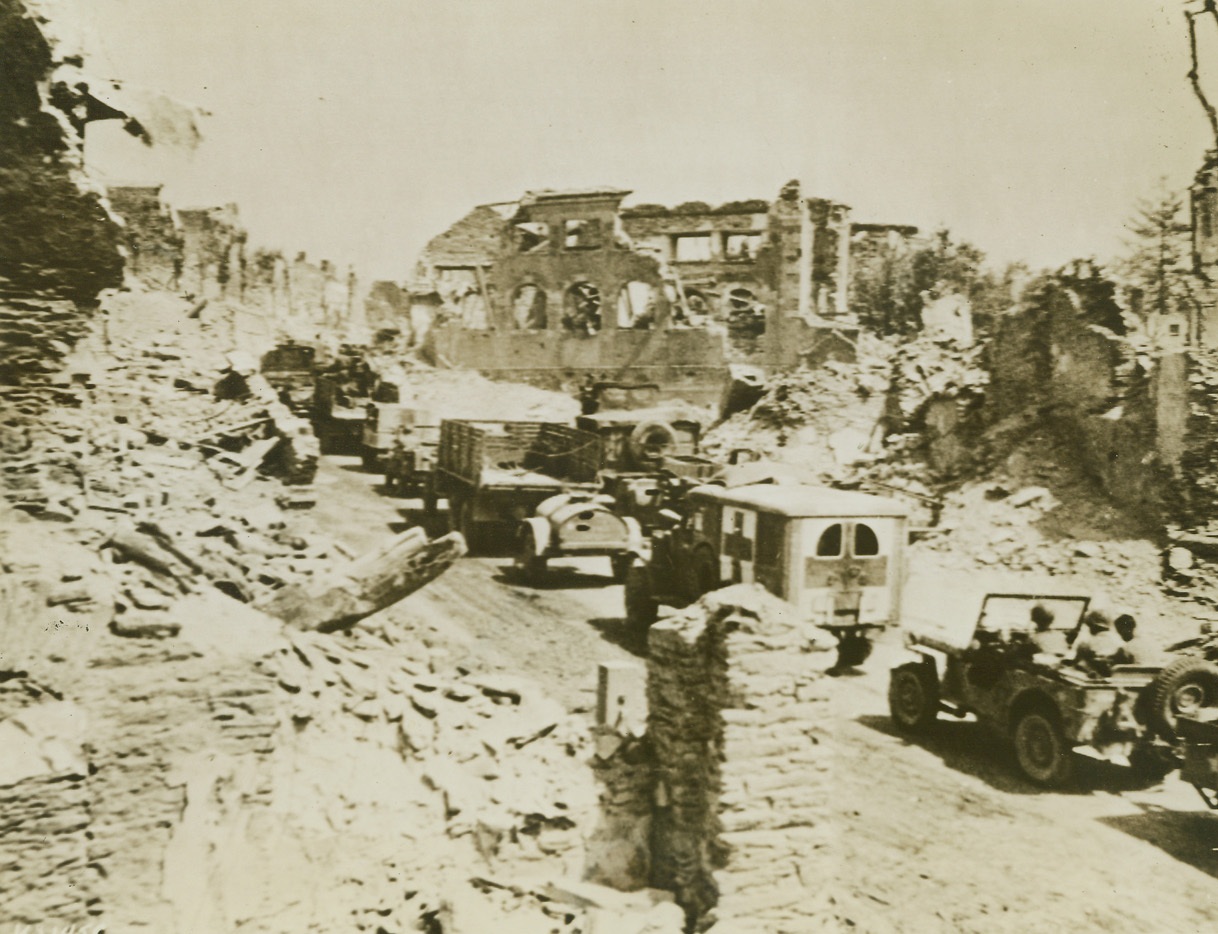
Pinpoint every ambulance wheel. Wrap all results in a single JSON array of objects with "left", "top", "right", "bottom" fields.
[
  {"left": 624, "top": 565, "right": 658, "bottom": 637},
  {"left": 835, "top": 632, "right": 873, "bottom": 669}
]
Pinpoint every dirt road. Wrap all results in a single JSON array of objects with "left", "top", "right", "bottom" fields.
[{"left": 314, "top": 455, "right": 1218, "bottom": 932}]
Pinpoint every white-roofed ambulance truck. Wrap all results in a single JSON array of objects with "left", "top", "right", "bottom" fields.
[{"left": 623, "top": 482, "right": 908, "bottom": 668}]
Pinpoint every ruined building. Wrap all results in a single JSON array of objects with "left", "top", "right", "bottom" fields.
[
  {"left": 413, "top": 181, "right": 915, "bottom": 401},
  {"left": 104, "top": 186, "right": 365, "bottom": 346}
]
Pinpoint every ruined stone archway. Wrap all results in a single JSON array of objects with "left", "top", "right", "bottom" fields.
[
  {"left": 562, "top": 281, "right": 602, "bottom": 334},
  {"left": 511, "top": 283, "right": 548, "bottom": 330},
  {"left": 616, "top": 281, "right": 659, "bottom": 330}
]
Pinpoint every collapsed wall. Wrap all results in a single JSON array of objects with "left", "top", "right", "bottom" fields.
[
  {"left": 644, "top": 586, "right": 835, "bottom": 931},
  {"left": 0, "top": 0, "right": 124, "bottom": 388},
  {"left": 987, "top": 277, "right": 1184, "bottom": 522}
]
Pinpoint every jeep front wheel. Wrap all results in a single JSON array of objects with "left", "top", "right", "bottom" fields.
[
  {"left": 1013, "top": 710, "right": 1073, "bottom": 787},
  {"left": 888, "top": 663, "right": 939, "bottom": 732}
]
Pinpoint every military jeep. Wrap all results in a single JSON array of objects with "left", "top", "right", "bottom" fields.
[{"left": 888, "top": 593, "right": 1205, "bottom": 787}]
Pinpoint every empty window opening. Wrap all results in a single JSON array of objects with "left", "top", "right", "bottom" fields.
[
  {"left": 514, "top": 222, "right": 551, "bottom": 253},
  {"left": 727, "top": 287, "right": 766, "bottom": 338},
  {"left": 460, "top": 291, "right": 489, "bottom": 330},
  {"left": 671, "top": 289, "right": 711, "bottom": 328},
  {"left": 853, "top": 523, "right": 880, "bottom": 557},
  {"left": 564, "top": 219, "right": 603, "bottom": 250},
  {"left": 511, "top": 284, "right": 547, "bottom": 330},
  {"left": 563, "top": 282, "right": 602, "bottom": 334},
  {"left": 673, "top": 234, "right": 713, "bottom": 262},
  {"left": 724, "top": 232, "right": 762, "bottom": 260},
  {"left": 617, "top": 281, "right": 659, "bottom": 329},
  {"left": 816, "top": 524, "right": 843, "bottom": 557},
  {"left": 1169, "top": 322, "right": 1182, "bottom": 337}
]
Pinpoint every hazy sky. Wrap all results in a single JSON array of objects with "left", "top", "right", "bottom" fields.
[{"left": 71, "top": 0, "right": 1215, "bottom": 280}]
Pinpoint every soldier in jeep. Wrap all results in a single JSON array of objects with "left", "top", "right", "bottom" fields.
[
  {"left": 1072, "top": 608, "right": 1125, "bottom": 677},
  {"left": 1028, "top": 602, "right": 1070, "bottom": 657}
]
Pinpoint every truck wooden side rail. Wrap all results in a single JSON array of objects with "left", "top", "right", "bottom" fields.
[{"left": 437, "top": 420, "right": 600, "bottom": 553}]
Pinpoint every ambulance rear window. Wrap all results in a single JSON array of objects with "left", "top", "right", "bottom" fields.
[
  {"left": 854, "top": 523, "right": 880, "bottom": 556},
  {"left": 816, "top": 523, "right": 843, "bottom": 557}
]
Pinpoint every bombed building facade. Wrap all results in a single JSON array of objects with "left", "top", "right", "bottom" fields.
[{"left": 414, "top": 181, "right": 916, "bottom": 400}]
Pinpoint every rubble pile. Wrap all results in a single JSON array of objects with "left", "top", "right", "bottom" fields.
[
  {"left": 0, "top": 292, "right": 342, "bottom": 623},
  {"left": 257, "top": 618, "right": 688, "bottom": 933},
  {"left": 704, "top": 347, "right": 891, "bottom": 477},
  {"left": 386, "top": 368, "right": 580, "bottom": 423},
  {"left": 908, "top": 420, "right": 1211, "bottom": 643},
  {"left": 268, "top": 621, "right": 597, "bottom": 862}
]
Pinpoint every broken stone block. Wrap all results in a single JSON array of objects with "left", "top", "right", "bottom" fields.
[
  {"left": 110, "top": 612, "right": 182, "bottom": 639},
  {"left": 1008, "top": 486, "right": 1051, "bottom": 508},
  {"left": 0, "top": 700, "right": 88, "bottom": 786}
]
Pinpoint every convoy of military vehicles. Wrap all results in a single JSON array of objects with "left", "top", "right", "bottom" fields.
[{"left": 261, "top": 342, "right": 1218, "bottom": 796}]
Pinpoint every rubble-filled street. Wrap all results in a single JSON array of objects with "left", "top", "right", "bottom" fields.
[{"left": 4, "top": 1, "right": 1218, "bottom": 932}]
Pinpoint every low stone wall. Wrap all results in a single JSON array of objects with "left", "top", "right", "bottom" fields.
[{"left": 645, "top": 585, "right": 834, "bottom": 930}]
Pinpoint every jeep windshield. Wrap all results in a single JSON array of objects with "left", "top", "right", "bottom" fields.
[{"left": 975, "top": 594, "right": 1089, "bottom": 640}]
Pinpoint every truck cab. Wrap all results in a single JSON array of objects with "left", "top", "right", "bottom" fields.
[{"left": 625, "top": 482, "right": 908, "bottom": 667}]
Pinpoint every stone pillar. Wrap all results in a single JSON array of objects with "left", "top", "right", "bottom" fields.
[
  {"left": 798, "top": 197, "right": 815, "bottom": 321},
  {"left": 645, "top": 585, "right": 834, "bottom": 930},
  {"left": 834, "top": 204, "right": 851, "bottom": 317}
]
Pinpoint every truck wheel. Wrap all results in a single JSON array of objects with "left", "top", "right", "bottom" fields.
[
  {"left": 888, "top": 663, "right": 939, "bottom": 732},
  {"left": 1013, "top": 709, "right": 1073, "bottom": 787},
  {"left": 459, "top": 501, "right": 480, "bottom": 554},
  {"left": 624, "top": 564, "right": 658, "bottom": 636},
  {"left": 1149, "top": 656, "right": 1218, "bottom": 740},
  {"left": 610, "top": 553, "right": 632, "bottom": 583},
  {"left": 514, "top": 527, "right": 547, "bottom": 585}
]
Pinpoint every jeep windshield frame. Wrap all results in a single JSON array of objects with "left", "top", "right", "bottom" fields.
[{"left": 974, "top": 593, "right": 1091, "bottom": 644}]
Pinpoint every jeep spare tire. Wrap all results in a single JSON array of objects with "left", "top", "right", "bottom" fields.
[
  {"left": 628, "top": 420, "right": 677, "bottom": 469},
  {"left": 1148, "top": 656, "right": 1218, "bottom": 740}
]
